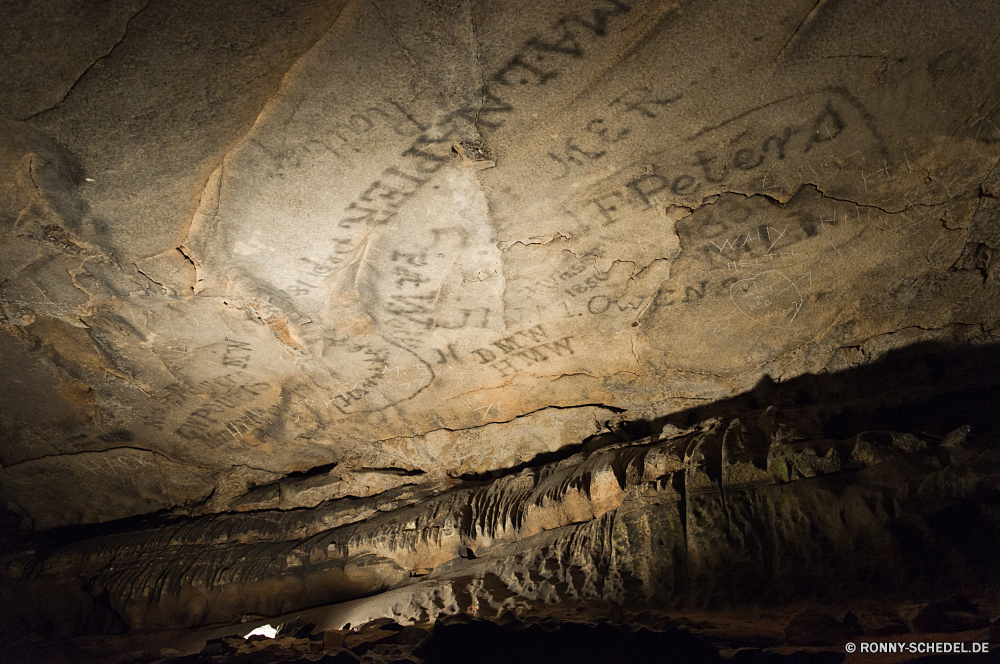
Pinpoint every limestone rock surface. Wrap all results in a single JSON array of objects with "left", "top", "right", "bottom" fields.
[
  {"left": 2, "top": 0, "right": 999, "bottom": 530},
  {"left": 2, "top": 0, "right": 1000, "bottom": 661}
]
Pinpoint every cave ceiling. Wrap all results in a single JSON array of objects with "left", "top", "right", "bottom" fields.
[
  {"left": 5, "top": 2, "right": 1000, "bottom": 661},
  {"left": 1, "top": 0, "right": 999, "bottom": 534}
]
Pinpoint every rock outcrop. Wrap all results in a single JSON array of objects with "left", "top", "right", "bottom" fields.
[
  {"left": 2, "top": 0, "right": 1000, "bottom": 661},
  {"left": 2, "top": 0, "right": 1000, "bottom": 532},
  {"left": 5, "top": 369, "right": 1000, "bottom": 659}
]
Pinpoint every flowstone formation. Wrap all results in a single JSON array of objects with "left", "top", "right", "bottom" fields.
[
  {"left": 1, "top": 0, "right": 1000, "bottom": 661},
  {"left": 5, "top": 352, "right": 1000, "bottom": 661}
]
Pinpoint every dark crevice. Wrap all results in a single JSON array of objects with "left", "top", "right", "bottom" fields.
[
  {"left": 0, "top": 506, "right": 184, "bottom": 558},
  {"left": 356, "top": 467, "right": 426, "bottom": 477},
  {"left": 19, "top": 0, "right": 156, "bottom": 122},
  {"left": 708, "top": 182, "right": 934, "bottom": 217},
  {"left": 457, "top": 447, "right": 587, "bottom": 483},
  {"left": 2, "top": 444, "right": 176, "bottom": 470},
  {"left": 133, "top": 263, "right": 164, "bottom": 290},
  {"left": 274, "top": 461, "right": 338, "bottom": 482},
  {"left": 175, "top": 245, "right": 197, "bottom": 267},
  {"left": 421, "top": 402, "right": 627, "bottom": 437},
  {"left": 773, "top": 0, "right": 828, "bottom": 64},
  {"left": 455, "top": 424, "right": 630, "bottom": 483}
]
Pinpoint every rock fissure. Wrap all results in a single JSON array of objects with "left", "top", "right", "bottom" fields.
[
  {"left": 19, "top": 0, "right": 156, "bottom": 123},
  {"left": 3, "top": 1, "right": 1000, "bottom": 659}
]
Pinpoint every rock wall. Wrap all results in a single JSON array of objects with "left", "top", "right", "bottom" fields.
[
  {"left": 1, "top": 0, "right": 999, "bottom": 531},
  {"left": 4, "top": 348, "right": 1000, "bottom": 638},
  {"left": 2, "top": 0, "right": 1000, "bottom": 660}
]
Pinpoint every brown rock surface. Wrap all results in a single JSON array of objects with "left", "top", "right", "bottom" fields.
[
  {"left": 2, "top": 0, "right": 999, "bottom": 531},
  {"left": 1, "top": 0, "right": 1000, "bottom": 661}
]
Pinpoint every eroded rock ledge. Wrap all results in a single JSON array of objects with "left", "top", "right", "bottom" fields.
[{"left": 3, "top": 343, "right": 999, "bottom": 662}]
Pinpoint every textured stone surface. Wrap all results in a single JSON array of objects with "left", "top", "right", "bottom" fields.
[
  {"left": 5, "top": 408, "right": 1000, "bottom": 660},
  {"left": 5, "top": 391, "right": 1000, "bottom": 633},
  {"left": 1, "top": 0, "right": 999, "bottom": 531},
  {"left": 1, "top": 0, "right": 1000, "bottom": 661}
]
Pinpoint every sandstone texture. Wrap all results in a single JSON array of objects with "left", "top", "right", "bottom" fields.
[{"left": 2, "top": 0, "right": 1000, "bottom": 661}]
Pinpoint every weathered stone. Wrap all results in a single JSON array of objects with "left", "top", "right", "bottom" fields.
[
  {"left": 911, "top": 596, "right": 991, "bottom": 633},
  {"left": 322, "top": 630, "right": 347, "bottom": 654},
  {"left": 1, "top": 1, "right": 1000, "bottom": 661},
  {"left": 841, "top": 610, "right": 910, "bottom": 637},
  {"left": 0, "top": 0, "right": 998, "bottom": 533},
  {"left": 784, "top": 610, "right": 855, "bottom": 647}
]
